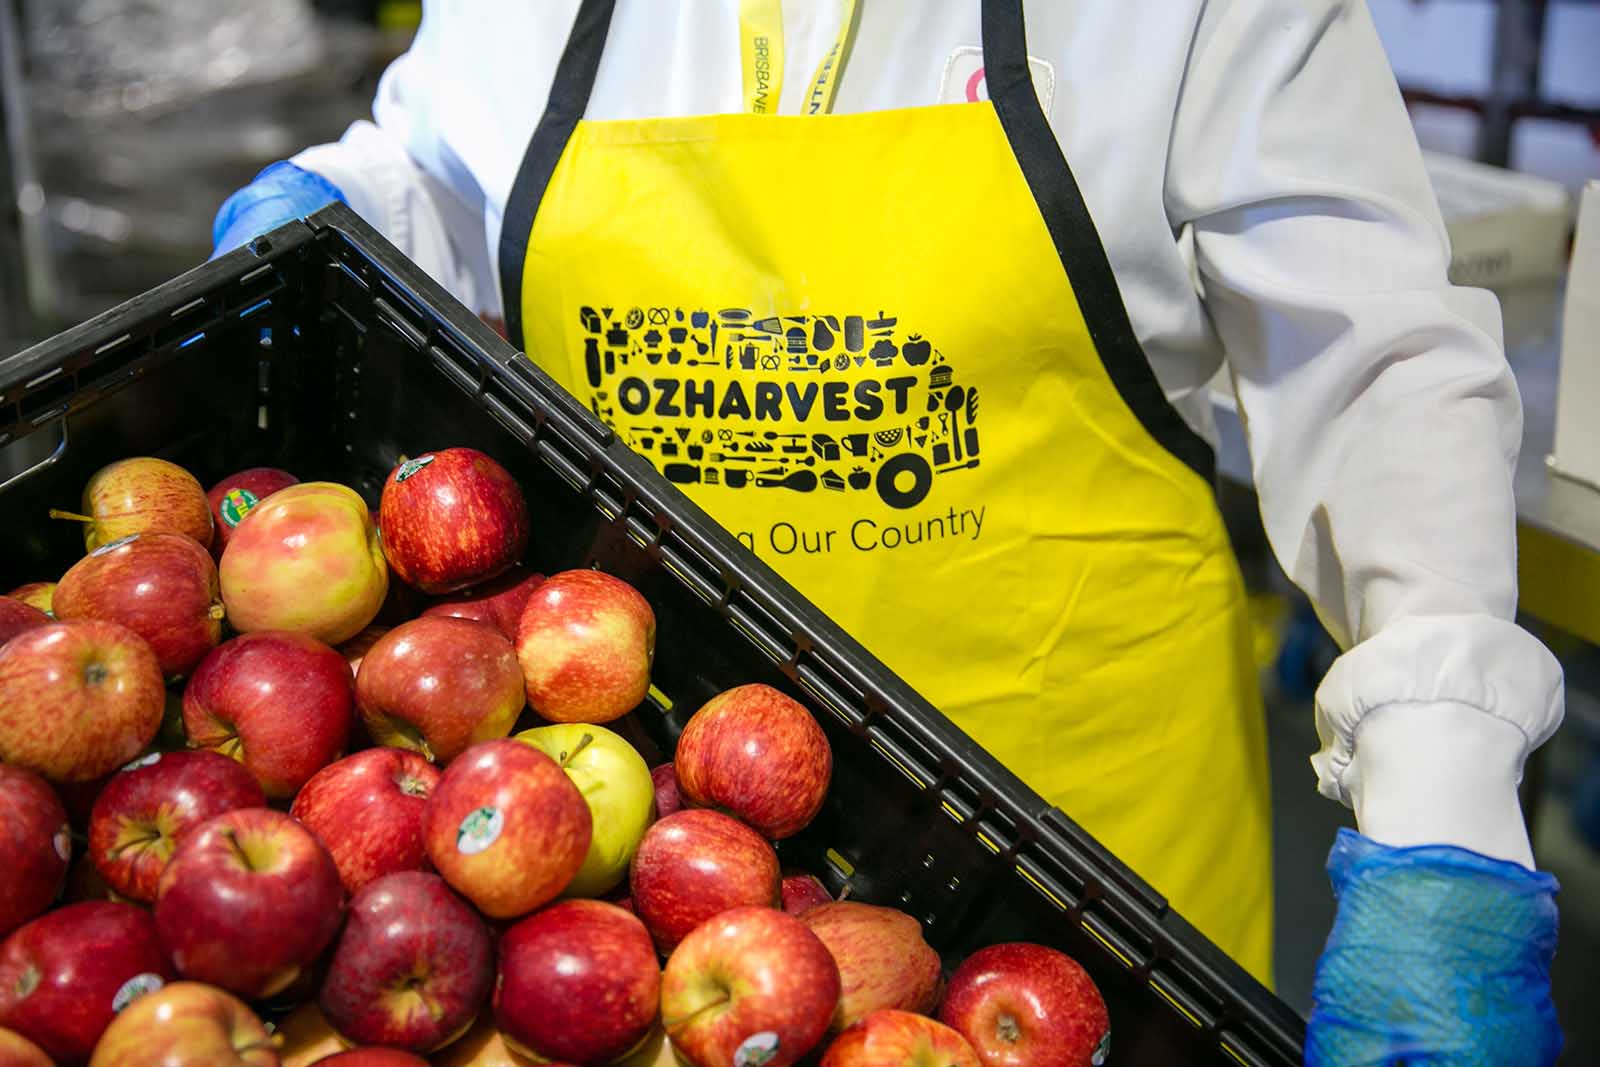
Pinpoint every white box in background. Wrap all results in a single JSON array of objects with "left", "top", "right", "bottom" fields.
[
  {"left": 1549, "top": 181, "right": 1600, "bottom": 492},
  {"left": 1425, "top": 151, "right": 1574, "bottom": 289}
]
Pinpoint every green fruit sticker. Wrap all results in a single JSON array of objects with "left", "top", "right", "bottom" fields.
[
  {"left": 395, "top": 455, "right": 436, "bottom": 483},
  {"left": 734, "top": 1033, "right": 779, "bottom": 1067},
  {"left": 218, "top": 488, "right": 260, "bottom": 528},
  {"left": 121, "top": 752, "right": 161, "bottom": 772},
  {"left": 112, "top": 973, "right": 164, "bottom": 1013},
  {"left": 1093, "top": 1029, "right": 1111, "bottom": 1066},
  {"left": 456, "top": 806, "right": 504, "bottom": 855}
]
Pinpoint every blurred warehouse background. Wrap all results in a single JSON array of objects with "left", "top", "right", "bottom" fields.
[{"left": 1, "top": 0, "right": 1598, "bottom": 1058}]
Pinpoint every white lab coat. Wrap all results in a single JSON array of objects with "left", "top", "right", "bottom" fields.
[{"left": 293, "top": 0, "right": 1563, "bottom": 867}]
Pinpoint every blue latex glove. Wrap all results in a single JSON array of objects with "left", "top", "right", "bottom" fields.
[
  {"left": 210, "top": 161, "right": 346, "bottom": 258},
  {"left": 1306, "top": 828, "right": 1562, "bottom": 1066}
]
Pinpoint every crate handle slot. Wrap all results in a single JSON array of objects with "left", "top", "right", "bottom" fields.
[{"left": 0, "top": 416, "right": 69, "bottom": 495}]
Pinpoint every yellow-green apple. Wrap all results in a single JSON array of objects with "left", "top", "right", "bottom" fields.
[
  {"left": 494, "top": 900, "right": 658, "bottom": 1063},
  {"left": 54, "top": 533, "right": 224, "bottom": 678},
  {"left": 88, "top": 750, "right": 265, "bottom": 903},
  {"left": 0, "top": 766, "right": 69, "bottom": 937},
  {"left": 6, "top": 584, "right": 55, "bottom": 615},
  {"left": 315, "top": 1051, "right": 431, "bottom": 1067},
  {"left": 0, "top": 598, "right": 49, "bottom": 648},
  {"left": 51, "top": 457, "right": 213, "bottom": 553},
  {"left": 183, "top": 632, "right": 354, "bottom": 798},
  {"left": 629, "top": 810, "right": 780, "bottom": 954},
  {"left": 820, "top": 1011, "right": 980, "bottom": 1067},
  {"left": 938, "top": 944, "right": 1109, "bottom": 1067},
  {"left": 421, "top": 566, "right": 545, "bottom": 641},
  {"left": 675, "top": 684, "right": 831, "bottom": 840},
  {"left": 0, "top": 620, "right": 164, "bottom": 782},
  {"left": 613, "top": 1028, "right": 681, "bottom": 1067},
  {"left": 651, "top": 763, "right": 681, "bottom": 818},
  {"left": 377, "top": 449, "right": 529, "bottom": 595},
  {"left": 514, "top": 570, "right": 654, "bottom": 724},
  {"left": 430, "top": 1017, "right": 539, "bottom": 1067},
  {"left": 801, "top": 903, "right": 942, "bottom": 1030},
  {"left": 0, "top": 1026, "right": 51, "bottom": 1067},
  {"left": 337, "top": 626, "right": 389, "bottom": 679},
  {"left": 422, "top": 740, "right": 591, "bottom": 919},
  {"left": 0, "top": 901, "right": 173, "bottom": 1062},
  {"left": 220, "top": 482, "right": 388, "bottom": 645},
  {"left": 782, "top": 871, "right": 833, "bottom": 915},
  {"left": 274, "top": 1001, "right": 346, "bottom": 1067},
  {"left": 661, "top": 906, "right": 840, "bottom": 1067},
  {"left": 154, "top": 808, "right": 344, "bottom": 999},
  {"left": 515, "top": 723, "right": 654, "bottom": 898},
  {"left": 290, "top": 748, "right": 440, "bottom": 895},
  {"left": 206, "top": 468, "right": 299, "bottom": 559},
  {"left": 355, "top": 618, "right": 523, "bottom": 763},
  {"left": 87, "top": 981, "right": 278, "bottom": 1067},
  {"left": 318, "top": 872, "right": 493, "bottom": 1053}
]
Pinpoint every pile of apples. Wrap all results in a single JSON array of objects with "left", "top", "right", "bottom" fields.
[{"left": 0, "top": 448, "right": 1111, "bottom": 1067}]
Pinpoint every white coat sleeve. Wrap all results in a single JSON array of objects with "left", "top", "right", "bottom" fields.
[
  {"left": 1165, "top": 0, "right": 1563, "bottom": 867},
  {"left": 288, "top": 14, "right": 496, "bottom": 317}
]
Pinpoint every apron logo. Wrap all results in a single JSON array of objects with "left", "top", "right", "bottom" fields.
[
  {"left": 939, "top": 46, "right": 1056, "bottom": 112},
  {"left": 577, "top": 305, "right": 982, "bottom": 512}
]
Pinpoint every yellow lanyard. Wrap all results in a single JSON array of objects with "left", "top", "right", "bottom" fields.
[{"left": 739, "top": 0, "right": 860, "bottom": 116}]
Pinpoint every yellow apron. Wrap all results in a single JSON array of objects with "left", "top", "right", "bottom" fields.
[{"left": 499, "top": 0, "right": 1273, "bottom": 981}]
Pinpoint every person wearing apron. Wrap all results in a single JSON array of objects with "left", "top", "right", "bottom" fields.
[{"left": 211, "top": 2, "right": 1565, "bottom": 1060}]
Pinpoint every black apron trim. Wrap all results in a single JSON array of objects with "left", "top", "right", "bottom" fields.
[
  {"left": 500, "top": 0, "right": 1216, "bottom": 484},
  {"left": 981, "top": 0, "right": 1216, "bottom": 484},
  {"left": 499, "top": 0, "right": 617, "bottom": 352}
]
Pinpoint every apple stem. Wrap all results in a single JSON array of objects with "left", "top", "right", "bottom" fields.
[
  {"left": 219, "top": 826, "right": 254, "bottom": 871},
  {"left": 208, "top": 602, "right": 227, "bottom": 621},
  {"left": 237, "top": 1033, "right": 285, "bottom": 1054},
  {"left": 560, "top": 733, "right": 595, "bottom": 769},
  {"left": 837, "top": 883, "right": 854, "bottom": 902},
  {"left": 47, "top": 508, "right": 96, "bottom": 524},
  {"left": 107, "top": 829, "right": 163, "bottom": 858},
  {"left": 662, "top": 993, "right": 730, "bottom": 1030}
]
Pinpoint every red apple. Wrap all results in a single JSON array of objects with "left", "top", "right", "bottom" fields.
[
  {"left": 53, "top": 532, "right": 223, "bottom": 679},
  {"left": 183, "top": 631, "right": 354, "bottom": 798},
  {"left": 5, "top": 584, "right": 55, "bottom": 615},
  {"left": 515, "top": 570, "right": 654, "bottom": 724},
  {"left": 0, "top": 767, "right": 69, "bottom": 938},
  {"left": 422, "top": 739, "right": 591, "bottom": 918},
  {"left": 629, "top": 809, "right": 780, "bottom": 954},
  {"left": 88, "top": 981, "right": 277, "bottom": 1067},
  {"left": 662, "top": 906, "right": 839, "bottom": 1067},
  {"left": 378, "top": 449, "right": 529, "bottom": 595},
  {"left": 801, "top": 903, "right": 942, "bottom": 1030},
  {"left": 154, "top": 808, "right": 344, "bottom": 999},
  {"left": 821, "top": 1011, "right": 980, "bottom": 1067},
  {"left": 314, "top": 1052, "right": 432, "bottom": 1067},
  {"left": 939, "top": 944, "right": 1109, "bottom": 1067},
  {"left": 88, "top": 750, "right": 265, "bottom": 903},
  {"left": 494, "top": 900, "right": 658, "bottom": 1064},
  {"left": 318, "top": 872, "right": 493, "bottom": 1053},
  {"left": 220, "top": 482, "right": 389, "bottom": 645},
  {"left": 675, "top": 684, "right": 832, "bottom": 840},
  {"left": 206, "top": 467, "right": 299, "bottom": 558},
  {"left": 421, "top": 567, "right": 545, "bottom": 641},
  {"left": 782, "top": 871, "right": 833, "bottom": 916},
  {"left": 651, "top": 763, "right": 681, "bottom": 819},
  {"left": 52, "top": 457, "right": 213, "bottom": 553},
  {"left": 0, "top": 599, "right": 49, "bottom": 649},
  {"left": 0, "top": 1027, "right": 51, "bottom": 1067},
  {"left": 355, "top": 618, "right": 524, "bottom": 763},
  {"left": 338, "top": 626, "right": 390, "bottom": 679},
  {"left": 0, "top": 901, "right": 173, "bottom": 1063},
  {"left": 0, "top": 620, "right": 164, "bottom": 782},
  {"left": 291, "top": 748, "right": 440, "bottom": 894}
]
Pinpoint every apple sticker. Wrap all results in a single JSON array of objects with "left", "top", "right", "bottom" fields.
[
  {"left": 112, "top": 972, "right": 165, "bottom": 1013},
  {"left": 456, "top": 806, "right": 504, "bottom": 855},
  {"left": 734, "top": 1032, "right": 779, "bottom": 1067}
]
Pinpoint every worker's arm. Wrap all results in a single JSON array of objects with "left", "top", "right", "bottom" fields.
[{"left": 1165, "top": 1, "right": 1561, "bottom": 1059}]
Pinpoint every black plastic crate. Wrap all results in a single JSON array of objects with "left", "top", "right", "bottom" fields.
[{"left": 0, "top": 203, "right": 1305, "bottom": 1067}]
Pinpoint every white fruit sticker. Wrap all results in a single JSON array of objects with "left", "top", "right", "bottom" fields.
[
  {"left": 90, "top": 534, "right": 140, "bottom": 557},
  {"left": 112, "top": 972, "right": 164, "bottom": 1013},
  {"left": 394, "top": 455, "right": 435, "bottom": 483},
  {"left": 121, "top": 752, "right": 161, "bottom": 772},
  {"left": 52, "top": 825, "right": 71, "bottom": 864},
  {"left": 456, "top": 806, "right": 504, "bottom": 855},
  {"left": 734, "top": 1032, "right": 780, "bottom": 1067},
  {"left": 1092, "top": 1029, "right": 1111, "bottom": 1066}
]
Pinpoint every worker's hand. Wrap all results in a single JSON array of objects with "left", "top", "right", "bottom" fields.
[
  {"left": 210, "top": 161, "right": 345, "bottom": 258},
  {"left": 1306, "top": 829, "right": 1562, "bottom": 1066}
]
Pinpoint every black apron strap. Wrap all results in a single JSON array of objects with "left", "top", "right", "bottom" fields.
[
  {"left": 499, "top": 0, "right": 617, "bottom": 352},
  {"left": 981, "top": 0, "right": 1215, "bottom": 483}
]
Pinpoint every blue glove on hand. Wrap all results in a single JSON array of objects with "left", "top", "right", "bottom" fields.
[
  {"left": 211, "top": 161, "right": 346, "bottom": 258},
  {"left": 1307, "top": 828, "right": 1561, "bottom": 1066}
]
